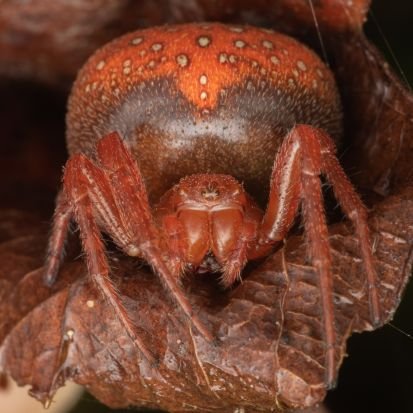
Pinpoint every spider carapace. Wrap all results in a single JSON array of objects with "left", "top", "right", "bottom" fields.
[{"left": 45, "top": 23, "right": 380, "bottom": 388}]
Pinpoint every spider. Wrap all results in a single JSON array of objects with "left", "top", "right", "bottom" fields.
[{"left": 44, "top": 23, "right": 380, "bottom": 388}]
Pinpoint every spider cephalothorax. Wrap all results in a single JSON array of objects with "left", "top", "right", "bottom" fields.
[
  {"left": 44, "top": 23, "right": 380, "bottom": 387},
  {"left": 154, "top": 173, "right": 269, "bottom": 285}
]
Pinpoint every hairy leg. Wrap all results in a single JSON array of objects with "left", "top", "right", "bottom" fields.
[
  {"left": 257, "top": 124, "right": 379, "bottom": 388},
  {"left": 44, "top": 191, "right": 73, "bottom": 286},
  {"left": 318, "top": 130, "right": 380, "bottom": 325},
  {"left": 220, "top": 221, "right": 258, "bottom": 288},
  {"left": 63, "top": 156, "right": 155, "bottom": 363},
  {"left": 80, "top": 133, "right": 214, "bottom": 342}
]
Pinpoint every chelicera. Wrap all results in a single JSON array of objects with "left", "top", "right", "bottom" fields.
[{"left": 44, "top": 23, "right": 380, "bottom": 387}]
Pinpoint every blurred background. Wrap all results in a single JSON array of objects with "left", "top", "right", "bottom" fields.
[{"left": 0, "top": 0, "right": 412, "bottom": 412}]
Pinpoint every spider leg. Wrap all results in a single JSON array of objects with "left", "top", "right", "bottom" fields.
[
  {"left": 63, "top": 154, "right": 156, "bottom": 363},
  {"left": 220, "top": 239, "right": 249, "bottom": 288},
  {"left": 95, "top": 132, "right": 214, "bottom": 342},
  {"left": 317, "top": 130, "right": 380, "bottom": 326},
  {"left": 44, "top": 190, "right": 73, "bottom": 286},
  {"left": 219, "top": 221, "right": 257, "bottom": 289},
  {"left": 257, "top": 124, "right": 379, "bottom": 388}
]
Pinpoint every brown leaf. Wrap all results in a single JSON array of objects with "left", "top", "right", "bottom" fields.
[
  {"left": 0, "top": 0, "right": 370, "bottom": 87},
  {"left": 0, "top": 0, "right": 412, "bottom": 412},
  {"left": 0, "top": 188, "right": 412, "bottom": 412}
]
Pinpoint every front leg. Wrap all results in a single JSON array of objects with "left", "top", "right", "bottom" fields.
[
  {"left": 63, "top": 157, "right": 155, "bottom": 363},
  {"left": 97, "top": 133, "right": 214, "bottom": 342},
  {"left": 84, "top": 132, "right": 214, "bottom": 342},
  {"left": 257, "top": 124, "right": 379, "bottom": 388}
]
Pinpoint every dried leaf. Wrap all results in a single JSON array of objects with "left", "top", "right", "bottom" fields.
[
  {"left": 0, "top": 0, "right": 370, "bottom": 86},
  {"left": 0, "top": 187, "right": 412, "bottom": 412}
]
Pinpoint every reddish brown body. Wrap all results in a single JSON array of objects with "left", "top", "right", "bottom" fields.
[{"left": 45, "top": 23, "right": 379, "bottom": 389}]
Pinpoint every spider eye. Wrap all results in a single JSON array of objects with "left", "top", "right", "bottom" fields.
[{"left": 201, "top": 186, "right": 219, "bottom": 200}]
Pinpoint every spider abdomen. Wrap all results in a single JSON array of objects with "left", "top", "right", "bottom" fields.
[{"left": 67, "top": 23, "right": 342, "bottom": 203}]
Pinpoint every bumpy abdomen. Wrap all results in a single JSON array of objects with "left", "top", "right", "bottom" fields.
[{"left": 67, "top": 23, "right": 342, "bottom": 204}]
